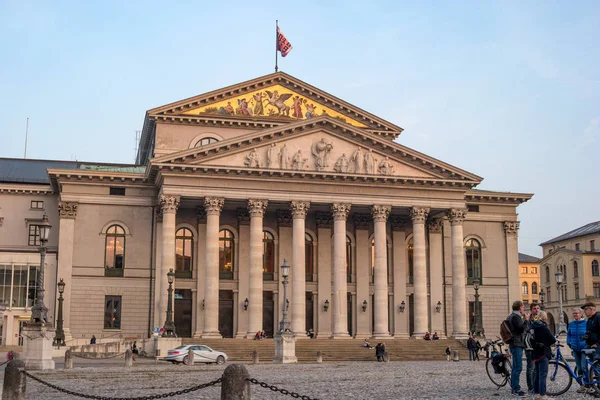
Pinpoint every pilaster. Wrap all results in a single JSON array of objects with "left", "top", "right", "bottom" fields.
[
  {"left": 448, "top": 208, "right": 469, "bottom": 339},
  {"left": 57, "top": 201, "right": 78, "bottom": 341}
]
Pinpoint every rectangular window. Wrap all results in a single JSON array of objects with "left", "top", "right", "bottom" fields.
[
  {"left": 531, "top": 267, "right": 537, "bottom": 274},
  {"left": 28, "top": 225, "right": 40, "bottom": 246},
  {"left": 521, "top": 267, "right": 527, "bottom": 274},
  {"left": 467, "top": 205, "right": 479, "bottom": 212},
  {"left": 594, "top": 284, "right": 600, "bottom": 299},
  {"left": 592, "top": 240, "right": 596, "bottom": 251},
  {"left": 109, "top": 187, "right": 126, "bottom": 196},
  {"left": 574, "top": 283, "right": 580, "bottom": 300},
  {"left": 30, "top": 201, "right": 44, "bottom": 210},
  {"left": 576, "top": 243, "right": 580, "bottom": 251},
  {"left": 104, "top": 296, "right": 122, "bottom": 329}
]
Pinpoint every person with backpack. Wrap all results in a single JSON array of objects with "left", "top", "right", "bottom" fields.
[
  {"left": 524, "top": 303, "right": 541, "bottom": 396},
  {"left": 567, "top": 307, "right": 587, "bottom": 393},
  {"left": 530, "top": 311, "right": 557, "bottom": 399},
  {"left": 507, "top": 300, "right": 528, "bottom": 397}
]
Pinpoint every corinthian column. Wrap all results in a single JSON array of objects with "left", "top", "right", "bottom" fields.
[
  {"left": 332, "top": 203, "right": 351, "bottom": 338},
  {"left": 202, "top": 196, "right": 224, "bottom": 337},
  {"left": 57, "top": 201, "right": 78, "bottom": 342},
  {"left": 247, "top": 199, "right": 268, "bottom": 336},
  {"left": 372, "top": 205, "right": 392, "bottom": 338},
  {"left": 448, "top": 208, "right": 469, "bottom": 339},
  {"left": 290, "top": 200, "right": 310, "bottom": 335},
  {"left": 410, "top": 206, "right": 430, "bottom": 338},
  {"left": 160, "top": 195, "right": 179, "bottom": 333}
]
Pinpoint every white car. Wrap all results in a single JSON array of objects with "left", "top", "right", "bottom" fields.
[{"left": 164, "top": 345, "right": 228, "bottom": 365}]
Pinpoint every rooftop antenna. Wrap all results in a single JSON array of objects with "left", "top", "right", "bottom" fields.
[{"left": 24, "top": 118, "right": 29, "bottom": 159}]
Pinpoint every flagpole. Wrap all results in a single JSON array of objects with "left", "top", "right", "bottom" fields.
[{"left": 275, "top": 20, "right": 279, "bottom": 72}]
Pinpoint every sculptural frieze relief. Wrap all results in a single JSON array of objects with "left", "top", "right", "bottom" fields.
[
  {"left": 244, "top": 148, "right": 261, "bottom": 168},
  {"left": 267, "top": 143, "right": 278, "bottom": 168},
  {"left": 350, "top": 146, "right": 364, "bottom": 174},
  {"left": 279, "top": 143, "right": 289, "bottom": 169},
  {"left": 311, "top": 138, "right": 333, "bottom": 171},
  {"left": 292, "top": 149, "right": 308, "bottom": 171},
  {"left": 333, "top": 153, "right": 349, "bottom": 173},
  {"left": 378, "top": 156, "right": 394, "bottom": 176}
]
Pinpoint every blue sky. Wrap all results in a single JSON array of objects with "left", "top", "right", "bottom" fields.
[{"left": 1, "top": 1, "right": 598, "bottom": 257}]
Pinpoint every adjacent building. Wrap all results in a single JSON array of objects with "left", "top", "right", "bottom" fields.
[
  {"left": 518, "top": 252, "right": 541, "bottom": 307},
  {"left": 0, "top": 72, "right": 533, "bottom": 345}
]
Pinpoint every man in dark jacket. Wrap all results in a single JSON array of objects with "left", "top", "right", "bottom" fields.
[
  {"left": 509, "top": 300, "right": 527, "bottom": 397},
  {"left": 583, "top": 301, "right": 600, "bottom": 347}
]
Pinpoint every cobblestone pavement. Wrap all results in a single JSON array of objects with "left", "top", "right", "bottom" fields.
[{"left": 0, "top": 359, "right": 591, "bottom": 399}]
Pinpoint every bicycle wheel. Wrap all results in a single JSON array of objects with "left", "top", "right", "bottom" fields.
[
  {"left": 546, "top": 361, "right": 573, "bottom": 396},
  {"left": 587, "top": 359, "right": 600, "bottom": 395},
  {"left": 486, "top": 358, "right": 509, "bottom": 388}
]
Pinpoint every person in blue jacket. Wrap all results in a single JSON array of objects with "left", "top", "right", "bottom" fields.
[{"left": 567, "top": 307, "right": 588, "bottom": 393}]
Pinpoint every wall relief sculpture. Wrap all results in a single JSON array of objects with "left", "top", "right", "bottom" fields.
[
  {"left": 378, "top": 156, "right": 394, "bottom": 175},
  {"left": 244, "top": 148, "right": 260, "bottom": 168},
  {"left": 333, "top": 153, "right": 349, "bottom": 173},
  {"left": 292, "top": 149, "right": 308, "bottom": 170},
  {"left": 311, "top": 138, "right": 333, "bottom": 171}
]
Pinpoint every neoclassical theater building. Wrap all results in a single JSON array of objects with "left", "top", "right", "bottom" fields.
[{"left": 0, "top": 72, "right": 532, "bottom": 345}]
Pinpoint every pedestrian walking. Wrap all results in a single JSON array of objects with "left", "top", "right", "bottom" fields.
[
  {"left": 445, "top": 346, "right": 451, "bottom": 361},
  {"left": 531, "top": 311, "right": 557, "bottom": 399}
]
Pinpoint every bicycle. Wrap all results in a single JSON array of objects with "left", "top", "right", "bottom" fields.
[
  {"left": 485, "top": 338, "right": 513, "bottom": 388},
  {"left": 544, "top": 339, "right": 600, "bottom": 396}
]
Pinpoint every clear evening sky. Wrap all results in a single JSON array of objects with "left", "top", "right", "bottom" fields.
[{"left": 1, "top": 1, "right": 598, "bottom": 257}]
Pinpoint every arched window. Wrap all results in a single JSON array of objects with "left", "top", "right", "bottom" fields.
[
  {"left": 531, "top": 282, "right": 538, "bottom": 295},
  {"left": 263, "top": 231, "right": 275, "bottom": 281},
  {"left": 545, "top": 266, "right": 550, "bottom": 282},
  {"left": 305, "top": 233, "right": 314, "bottom": 282},
  {"left": 195, "top": 137, "right": 218, "bottom": 147},
  {"left": 219, "top": 229, "right": 235, "bottom": 280},
  {"left": 408, "top": 238, "right": 414, "bottom": 284},
  {"left": 574, "top": 261, "right": 579, "bottom": 279},
  {"left": 593, "top": 260, "right": 599, "bottom": 277},
  {"left": 346, "top": 235, "right": 353, "bottom": 283},
  {"left": 465, "top": 239, "right": 482, "bottom": 284},
  {"left": 105, "top": 225, "right": 125, "bottom": 277},
  {"left": 522, "top": 282, "right": 528, "bottom": 295},
  {"left": 175, "top": 228, "right": 193, "bottom": 278}
]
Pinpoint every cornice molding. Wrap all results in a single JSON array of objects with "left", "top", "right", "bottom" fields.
[
  {"left": 0, "top": 184, "right": 54, "bottom": 195},
  {"left": 466, "top": 190, "right": 533, "bottom": 205}
]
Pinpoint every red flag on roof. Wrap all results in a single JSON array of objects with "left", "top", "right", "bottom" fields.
[{"left": 277, "top": 26, "right": 293, "bottom": 57}]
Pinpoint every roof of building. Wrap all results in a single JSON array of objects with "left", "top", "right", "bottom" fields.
[
  {"left": 0, "top": 158, "right": 142, "bottom": 184},
  {"left": 540, "top": 221, "right": 600, "bottom": 246},
  {"left": 519, "top": 253, "right": 541, "bottom": 263}
]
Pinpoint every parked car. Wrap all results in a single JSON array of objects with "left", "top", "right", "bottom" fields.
[{"left": 164, "top": 345, "right": 228, "bottom": 365}]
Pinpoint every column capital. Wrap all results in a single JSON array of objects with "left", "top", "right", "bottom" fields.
[
  {"left": 248, "top": 199, "right": 268, "bottom": 218},
  {"left": 203, "top": 197, "right": 224, "bottom": 215},
  {"left": 160, "top": 195, "right": 180, "bottom": 214},
  {"left": 371, "top": 205, "right": 391, "bottom": 222},
  {"left": 196, "top": 206, "right": 206, "bottom": 224},
  {"left": 290, "top": 201, "right": 310, "bottom": 219},
  {"left": 331, "top": 203, "right": 351, "bottom": 221},
  {"left": 315, "top": 211, "right": 332, "bottom": 228},
  {"left": 504, "top": 221, "right": 520, "bottom": 236},
  {"left": 276, "top": 210, "right": 293, "bottom": 227},
  {"left": 58, "top": 202, "right": 78, "bottom": 219},
  {"left": 352, "top": 213, "right": 370, "bottom": 230},
  {"left": 237, "top": 208, "right": 250, "bottom": 225},
  {"left": 410, "top": 207, "right": 430, "bottom": 224},
  {"left": 446, "top": 208, "right": 467, "bottom": 226},
  {"left": 428, "top": 219, "right": 443, "bottom": 234},
  {"left": 389, "top": 215, "right": 408, "bottom": 231}
]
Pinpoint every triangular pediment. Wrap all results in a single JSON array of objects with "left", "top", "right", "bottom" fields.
[
  {"left": 152, "top": 116, "right": 482, "bottom": 185},
  {"left": 147, "top": 72, "right": 402, "bottom": 138}
]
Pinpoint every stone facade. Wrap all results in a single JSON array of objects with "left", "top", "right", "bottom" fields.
[{"left": 0, "top": 72, "right": 533, "bottom": 344}]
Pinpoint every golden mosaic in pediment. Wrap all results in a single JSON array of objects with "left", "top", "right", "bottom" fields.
[{"left": 183, "top": 84, "right": 367, "bottom": 128}]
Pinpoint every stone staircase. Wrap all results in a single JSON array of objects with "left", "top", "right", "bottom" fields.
[{"left": 182, "top": 337, "right": 468, "bottom": 362}]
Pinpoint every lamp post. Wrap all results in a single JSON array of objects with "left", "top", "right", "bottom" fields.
[
  {"left": 472, "top": 278, "right": 484, "bottom": 336},
  {"left": 53, "top": 279, "right": 66, "bottom": 347},
  {"left": 556, "top": 270, "right": 566, "bottom": 335},
  {"left": 162, "top": 269, "right": 176, "bottom": 337},
  {"left": 278, "top": 259, "right": 291, "bottom": 333},
  {"left": 31, "top": 214, "right": 52, "bottom": 324},
  {"left": 539, "top": 289, "right": 545, "bottom": 311}
]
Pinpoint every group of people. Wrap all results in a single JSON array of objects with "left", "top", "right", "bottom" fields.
[
  {"left": 423, "top": 331, "right": 439, "bottom": 340},
  {"left": 466, "top": 334, "right": 482, "bottom": 361},
  {"left": 506, "top": 299, "right": 600, "bottom": 399},
  {"left": 253, "top": 331, "right": 267, "bottom": 340},
  {"left": 362, "top": 339, "right": 387, "bottom": 361}
]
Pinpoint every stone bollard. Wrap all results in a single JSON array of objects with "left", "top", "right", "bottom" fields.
[
  {"left": 453, "top": 349, "right": 460, "bottom": 362},
  {"left": 221, "top": 364, "right": 251, "bottom": 400},
  {"left": 64, "top": 350, "right": 73, "bottom": 370},
  {"left": 2, "top": 360, "right": 26, "bottom": 400},
  {"left": 187, "top": 349, "right": 195, "bottom": 366},
  {"left": 125, "top": 349, "right": 133, "bottom": 367},
  {"left": 316, "top": 351, "right": 322, "bottom": 364},
  {"left": 252, "top": 350, "right": 259, "bottom": 365},
  {"left": 383, "top": 351, "right": 390, "bottom": 362}
]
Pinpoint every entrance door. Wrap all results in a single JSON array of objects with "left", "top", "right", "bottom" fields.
[
  {"left": 174, "top": 289, "right": 192, "bottom": 338},
  {"left": 219, "top": 290, "right": 234, "bottom": 338},
  {"left": 306, "top": 292, "right": 314, "bottom": 333},
  {"left": 263, "top": 291, "right": 274, "bottom": 338}
]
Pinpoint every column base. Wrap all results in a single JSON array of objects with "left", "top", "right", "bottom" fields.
[
  {"left": 235, "top": 333, "right": 247, "bottom": 339},
  {"left": 273, "top": 332, "right": 297, "bottom": 364},
  {"left": 331, "top": 332, "right": 350, "bottom": 339},
  {"left": 315, "top": 332, "right": 332, "bottom": 339},
  {"left": 393, "top": 333, "right": 411, "bottom": 339},
  {"left": 371, "top": 333, "right": 392, "bottom": 340},
  {"left": 192, "top": 331, "right": 203, "bottom": 339},
  {"left": 452, "top": 332, "right": 470, "bottom": 340},
  {"left": 23, "top": 324, "right": 56, "bottom": 370},
  {"left": 201, "top": 331, "right": 223, "bottom": 338}
]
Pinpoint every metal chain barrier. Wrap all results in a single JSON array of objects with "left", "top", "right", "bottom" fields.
[
  {"left": 247, "top": 378, "right": 319, "bottom": 400},
  {"left": 22, "top": 370, "right": 222, "bottom": 400},
  {"left": 70, "top": 352, "right": 127, "bottom": 360}
]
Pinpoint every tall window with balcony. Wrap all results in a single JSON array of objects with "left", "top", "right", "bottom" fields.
[
  {"left": 574, "top": 283, "right": 580, "bottom": 300},
  {"left": 574, "top": 261, "right": 579, "bottom": 278},
  {"left": 531, "top": 282, "right": 538, "bottom": 294},
  {"left": 263, "top": 231, "right": 275, "bottom": 281},
  {"left": 219, "top": 229, "right": 234, "bottom": 280},
  {"left": 28, "top": 225, "right": 40, "bottom": 246},
  {"left": 105, "top": 225, "right": 125, "bottom": 277},
  {"left": 545, "top": 266, "right": 550, "bottom": 282},
  {"left": 592, "top": 260, "right": 599, "bottom": 277},
  {"left": 522, "top": 282, "right": 528, "bottom": 296},
  {"left": 465, "top": 239, "right": 482, "bottom": 284},
  {"left": 175, "top": 228, "right": 193, "bottom": 279}
]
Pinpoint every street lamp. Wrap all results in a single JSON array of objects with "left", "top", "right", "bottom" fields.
[
  {"left": 555, "top": 270, "right": 566, "bottom": 335},
  {"left": 278, "top": 259, "right": 291, "bottom": 333},
  {"left": 472, "top": 278, "right": 484, "bottom": 336},
  {"left": 539, "top": 289, "right": 545, "bottom": 311},
  {"left": 31, "top": 214, "right": 52, "bottom": 324},
  {"left": 162, "top": 269, "right": 176, "bottom": 337},
  {"left": 53, "top": 279, "right": 66, "bottom": 347}
]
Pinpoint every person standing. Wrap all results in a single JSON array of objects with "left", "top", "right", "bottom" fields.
[
  {"left": 583, "top": 301, "right": 600, "bottom": 398},
  {"left": 567, "top": 307, "right": 587, "bottom": 393},
  {"left": 446, "top": 346, "right": 452, "bottom": 361},
  {"left": 90, "top": 335, "right": 96, "bottom": 344},
  {"left": 467, "top": 335, "right": 475, "bottom": 361},
  {"left": 508, "top": 300, "right": 527, "bottom": 397},
  {"left": 525, "top": 303, "right": 541, "bottom": 395},
  {"left": 375, "top": 343, "right": 384, "bottom": 362},
  {"left": 530, "top": 311, "right": 557, "bottom": 399}
]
